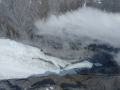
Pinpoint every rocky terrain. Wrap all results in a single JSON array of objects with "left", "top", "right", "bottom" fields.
[
  {"left": 0, "top": 74, "right": 120, "bottom": 90},
  {"left": 0, "top": 0, "right": 120, "bottom": 39},
  {"left": 0, "top": 0, "right": 120, "bottom": 90},
  {"left": 0, "top": 0, "right": 120, "bottom": 59},
  {"left": 0, "top": 41, "right": 119, "bottom": 90}
]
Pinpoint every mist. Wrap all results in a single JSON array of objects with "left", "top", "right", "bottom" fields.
[{"left": 35, "top": 7, "right": 120, "bottom": 48}]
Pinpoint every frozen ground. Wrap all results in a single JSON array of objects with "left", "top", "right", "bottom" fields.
[{"left": 0, "top": 39, "right": 93, "bottom": 80}]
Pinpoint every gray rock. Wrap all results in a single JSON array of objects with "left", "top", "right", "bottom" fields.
[{"left": 0, "top": 74, "right": 120, "bottom": 90}]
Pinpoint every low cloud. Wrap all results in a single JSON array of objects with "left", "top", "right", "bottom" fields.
[
  {"left": 114, "top": 52, "right": 120, "bottom": 65},
  {"left": 35, "top": 7, "right": 120, "bottom": 48}
]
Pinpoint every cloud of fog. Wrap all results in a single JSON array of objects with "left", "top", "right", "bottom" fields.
[
  {"left": 114, "top": 52, "right": 120, "bottom": 66},
  {"left": 35, "top": 7, "right": 120, "bottom": 48}
]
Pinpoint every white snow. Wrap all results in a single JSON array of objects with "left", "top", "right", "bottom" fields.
[
  {"left": 58, "top": 61, "right": 93, "bottom": 75},
  {"left": 83, "top": 0, "right": 87, "bottom": 7},
  {"left": 0, "top": 39, "right": 93, "bottom": 80},
  {"left": 94, "top": 63, "right": 102, "bottom": 67},
  {"left": 64, "top": 61, "right": 93, "bottom": 70},
  {"left": 49, "top": 87, "right": 54, "bottom": 89},
  {"left": 39, "top": 0, "right": 41, "bottom": 4}
]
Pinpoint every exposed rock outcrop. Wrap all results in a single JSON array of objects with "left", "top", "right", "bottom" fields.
[{"left": 0, "top": 74, "right": 120, "bottom": 90}]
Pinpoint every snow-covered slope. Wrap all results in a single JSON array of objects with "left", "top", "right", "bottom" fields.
[{"left": 0, "top": 39, "right": 93, "bottom": 80}]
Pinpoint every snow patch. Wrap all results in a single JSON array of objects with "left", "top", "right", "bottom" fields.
[{"left": 94, "top": 63, "right": 102, "bottom": 67}]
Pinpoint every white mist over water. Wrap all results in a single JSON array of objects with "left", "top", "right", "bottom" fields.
[{"left": 35, "top": 7, "right": 120, "bottom": 48}]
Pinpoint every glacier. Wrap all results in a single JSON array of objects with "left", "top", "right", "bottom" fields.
[{"left": 0, "top": 39, "right": 93, "bottom": 80}]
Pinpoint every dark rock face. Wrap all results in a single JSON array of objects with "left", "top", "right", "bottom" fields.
[
  {"left": 86, "top": 0, "right": 120, "bottom": 12},
  {"left": 87, "top": 44, "right": 120, "bottom": 53},
  {"left": 75, "top": 52, "right": 120, "bottom": 75},
  {"left": 0, "top": 74, "right": 120, "bottom": 90},
  {"left": 31, "top": 79, "right": 56, "bottom": 87},
  {"left": 60, "top": 83, "right": 81, "bottom": 89}
]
